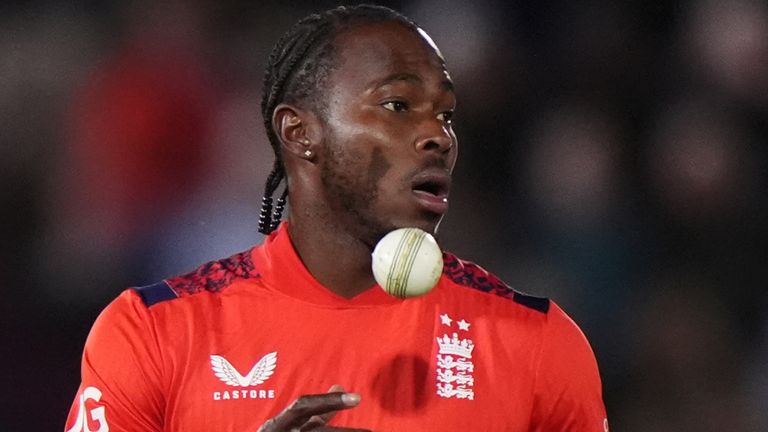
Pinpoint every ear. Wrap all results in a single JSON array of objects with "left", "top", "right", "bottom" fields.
[{"left": 273, "top": 103, "right": 321, "bottom": 160}]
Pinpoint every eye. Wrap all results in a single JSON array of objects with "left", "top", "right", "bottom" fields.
[
  {"left": 437, "top": 111, "right": 453, "bottom": 124},
  {"left": 382, "top": 101, "right": 409, "bottom": 112}
]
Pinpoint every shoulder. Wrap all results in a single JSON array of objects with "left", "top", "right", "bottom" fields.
[
  {"left": 441, "top": 252, "right": 594, "bottom": 356},
  {"left": 85, "top": 248, "right": 263, "bottom": 355},
  {"left": 134, "top": 247, "right": 260, "bottom": 308},
  {"left": 530, "top": 301, "right": 606, "bottom": 428},
  {"left": 441, "top": 252, "right": 550, "bottom": 314}
]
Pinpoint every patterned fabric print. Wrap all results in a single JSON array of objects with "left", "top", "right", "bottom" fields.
[
  {"left": 166, "top": 249, "right": 260, "bottom": 296},
  {"left": 442, "top": 252, "right": 549, "bottom": 313},
  {"left": 442, "top": 252, "right": 515, "bottom": 299}
]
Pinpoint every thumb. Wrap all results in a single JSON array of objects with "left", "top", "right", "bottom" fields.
[{"left": 302, "top": 384, "right": 358, "bottom": 429}]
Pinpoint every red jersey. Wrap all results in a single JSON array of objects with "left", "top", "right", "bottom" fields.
[{"left": 65, "top": 224, "right": 608, "bottom": 431}]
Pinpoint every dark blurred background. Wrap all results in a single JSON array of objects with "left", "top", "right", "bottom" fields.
[{"left": 1, "top": 0, "right": 766, "bottom": 430}]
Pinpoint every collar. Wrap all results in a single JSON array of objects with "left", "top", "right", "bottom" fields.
[{"left": 251, "top": 222, "right": 402, "bottom": 307}]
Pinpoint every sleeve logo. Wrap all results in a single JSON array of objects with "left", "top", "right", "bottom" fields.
[{"left": 66, "top": 386, "right": 109, "bottom": 432}]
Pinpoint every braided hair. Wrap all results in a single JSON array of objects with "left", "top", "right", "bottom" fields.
[{"left": 258, "top": 4, "right": 418, "bottom": 234}]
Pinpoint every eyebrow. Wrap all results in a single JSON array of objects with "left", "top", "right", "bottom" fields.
[{"left": 376, "top": 72, "right": 455, "bottom": 92}]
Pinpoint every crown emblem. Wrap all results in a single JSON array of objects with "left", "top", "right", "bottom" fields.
[{"left": 436, "top": 333, "right": 475, "bottom": 358}]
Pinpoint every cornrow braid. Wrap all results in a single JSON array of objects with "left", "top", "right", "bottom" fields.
[{"left": 258, "top": 4, "right": 418, "bottom": 234}]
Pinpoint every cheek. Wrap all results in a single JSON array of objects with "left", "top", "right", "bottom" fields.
[
  {"left": 366, "top": 147, "right": 392, "bottom": 191},
  {"left": 328, "top": 104, "right": 395, "bottom": 144},
  {"left": 448, "top": 133, "right": 459, "bottom": 171}
]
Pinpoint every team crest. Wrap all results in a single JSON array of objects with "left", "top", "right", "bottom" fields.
[{"left": 436, "top": 313, "right": 475, "bottom": 400}]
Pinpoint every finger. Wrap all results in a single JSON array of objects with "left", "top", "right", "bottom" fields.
[
  {"left": 300, "top": 385, "right": 347, "bottom": 430},
  {"left": 261, "top": 391, "right": 360, "bottom": 431}
]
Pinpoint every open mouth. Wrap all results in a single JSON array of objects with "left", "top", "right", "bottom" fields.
[
  {"left": 411, "top": 170, "right": 451, "bottom": 214},
  {"left": 413, "top": 180, "right": 446, "bottom": 196}
]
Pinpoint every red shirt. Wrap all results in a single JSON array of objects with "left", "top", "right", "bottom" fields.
[{"left": 65, "top": 224, "right": 608, "bottom": 431}]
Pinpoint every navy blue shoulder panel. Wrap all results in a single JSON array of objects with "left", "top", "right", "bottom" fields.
[
  {"left": 133, "top": 281, "right": 179, "bottom": 307},
  {"left": 512, "top": 291, "right": 550, "bottom": 313},
  {"left": 442, "top": 252, "right": 550, "bottom": 314}
]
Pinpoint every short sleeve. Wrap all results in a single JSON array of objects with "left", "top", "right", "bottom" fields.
[
  {"left": 64, "top": 289, "right": 165, "bottom": 432},
  {"left": 530, "top": 302, "right": 608, "bottom": 432}
]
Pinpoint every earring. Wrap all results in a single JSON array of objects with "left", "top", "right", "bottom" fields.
[
  {"left": 258, "top": 196, "right": 273, "bottom": 234},
  {"left": 270, "top": 194, "right": 287, "bottom": 232},
  {"left": 304, "top": 149, "right": 313, "bottom": 157}
]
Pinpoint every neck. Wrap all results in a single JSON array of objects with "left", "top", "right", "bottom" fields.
[{"left": 286, "top": 207, "right": 377, "bottom": 299}]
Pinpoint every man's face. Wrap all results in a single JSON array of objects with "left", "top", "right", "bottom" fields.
[{"left": 317, "top": 22, "right": 458, "bottom": 246}]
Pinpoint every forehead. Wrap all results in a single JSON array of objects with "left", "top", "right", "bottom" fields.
[{"left": 329, "top": 21, "right": 452, "bottom": 91}]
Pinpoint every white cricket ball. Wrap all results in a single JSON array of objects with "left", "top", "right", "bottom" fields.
[{"left": 371, "top": 227, "right": 443, "bottom": 298}]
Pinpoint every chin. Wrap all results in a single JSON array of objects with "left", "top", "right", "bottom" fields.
[
  {"left": 414, "top": 220, "right": 441, "bottom": 235},
  {"left": 364, "top": 210, "right": 444, "bottom": 246},
  {"left": 392, "top": 214, "right": 443, "bottom": 235}
]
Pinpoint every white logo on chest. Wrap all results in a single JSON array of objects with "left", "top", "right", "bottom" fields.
[
  {"left": 210, "top": 352, "right": 277, "bottom": 401},
  {"left": 436, "top": 313, "right": 475, "bottom": 400}
]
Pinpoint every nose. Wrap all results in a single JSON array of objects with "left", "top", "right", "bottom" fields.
[{"left": 415, "top": 122, "right": 454, "bottom": 154}]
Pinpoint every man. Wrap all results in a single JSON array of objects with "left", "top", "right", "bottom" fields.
[{"left": 65, "top": 5, "right": 607, "bottom": 431}]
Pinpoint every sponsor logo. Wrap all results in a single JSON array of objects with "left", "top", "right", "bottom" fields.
[
  {"left": 213, "top": 389, "right": 276, "bottom": 401},
  {"left": 66, "top": 386, "right": 109, "bottom": 432},
  {"left": 436, "top": 313, "right": 475, "bottom": 400},
  {"left": 209, "top": 352, "right": 277, "bottom": 401}
]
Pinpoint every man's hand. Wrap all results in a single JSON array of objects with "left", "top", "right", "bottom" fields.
[{"left": 258, "top": 385, "right": 370, "bottom": 431}]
